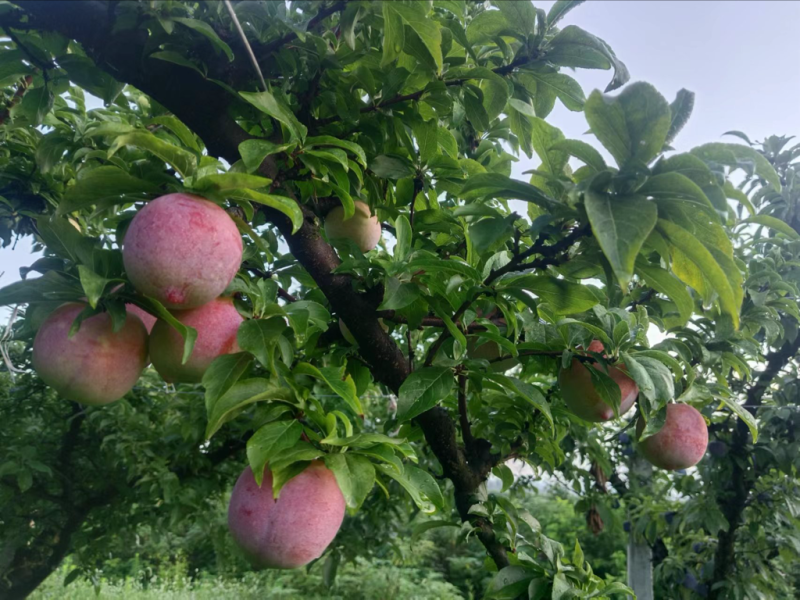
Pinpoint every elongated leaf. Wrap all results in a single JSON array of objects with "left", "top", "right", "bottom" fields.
[
  {"left": 691, "top": 142, "right": 781, "bottom": 191},
  {"left": 665, "top": 88, "right": 694, "bottom": 146},
  {"left": 584, "top": 192, "right": 658, "bottom": 287},
  {"left": 225, "top": 188, "right": 303, "bottom": 233},
  {"left": 172, "top": 17, "right": 234, "bottom": 60},
  {"left": 634, "top": 260, "right": 693, "bottom": 326},
  {"left": 640, "top": 172, "right": 718, "bottom": 220},
  {"left": 246, "top": 420, "right": 304, "bottom": 485},
  {"left": 375, "top": 463, "right": 444, "bottom": 513},
  {"left": 551, "top": 139, "right": 606, "bottom": 172},
  {"left": 397, "top": 367, "right": 454, "bottom": 422},
  {"left": 584, "top": 82, "right": 671, "bottom": 167},
  {"left": 656, "top": 219, "right": 739, "bottom": 328},
  {"left": 208, "top": 378, "right": 294, "bottom": 440},
  {"left": 108, "top": 131, "right": 197, "bottom": 178},
  {"left": 546, "top": 25, "right": 629, "bottom": 92},
  {"left": 295, "top": 363, "right": 363, "bottom": 416},
  {"left": 547, "top": 0, "right": 586, "bottom": 28},
  {"left": 305, "top": 135, "right": 367, "bottom": 167},
  {"left": 743, "top": 215, "right": 800, "bottom": 240},
  {"left": 519, "top": 71, "right": 585, "bottom": 112},
  {"left": 324, "top": 453, "right": 375, "bottom": 510},
  {"left": 202, "top": 352, "right": 253, "bottom": 413},
  {"left": 406, "top": 257, "right": 481, "bottom": 281},
  {"left": 238, "top": 139, "right": 296, "bottom": 172},
  {"left": 460, "top": 173, "right": 558, "bottom": 210},
  {"left": 194, "top": 173, "right": 272, "bottom": 192},
  {"left": 499, "top": 275, "right": 599, "bottom": 315},
  {"left": 385, "top": 2, "right": 442, "bottom": 73},
  {"left": 237, "top": 317, "right": 287, "bottom": 368},
  {"left": 59, "top": 166, "right": 159, "bottom": 214},
  {"left": 717, "top": 396, "right": 758, "bottom": 442},
  {"left": 240, "top": 91, "right": 307, "bottom": 143}
]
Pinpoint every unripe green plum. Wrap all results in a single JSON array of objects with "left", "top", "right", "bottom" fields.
[
  {"left": 123, "top": 193, "right": 243, "bottom": 309},
  {"left": 32, "top": 302, "right": 148, "bottom": 405},
  {"left": 637, "top": 403, "right": 708, "bottom": 470},
  {"left": 324, "top": 200, "right": 381, "bottom": 252},
  {"left": 149, "top": 297, "right": 243, "bottom": 383},
  {"left": 558, "top": 340, "right": 638, "bottom": 422},
  {"left": 227, "top": 462, "right": 346, "bottom": 569}
]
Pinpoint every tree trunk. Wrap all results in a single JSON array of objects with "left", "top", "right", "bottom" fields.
[{"left": 627, "top": 455, "right": 654, "bottom": 600}]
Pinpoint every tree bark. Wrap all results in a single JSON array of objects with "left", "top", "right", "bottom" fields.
[{"left": 626, "top": 456, "right": 654, "bottom": 600}]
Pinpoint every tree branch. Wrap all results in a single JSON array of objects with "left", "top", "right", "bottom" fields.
[
  {"left": 709, "top": 335, "right": 800, "bottom": 599},
  {"left": 252, "top": 1, "right": 347, "bottom": 59}
]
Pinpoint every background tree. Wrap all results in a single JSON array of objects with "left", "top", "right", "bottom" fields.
[{"left": 0, "top": 1, "right": 791, "bottom": 598}]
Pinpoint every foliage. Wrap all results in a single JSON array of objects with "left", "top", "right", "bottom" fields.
[{"left": 0, "top": 1, "right": 796, "bottom": 599}]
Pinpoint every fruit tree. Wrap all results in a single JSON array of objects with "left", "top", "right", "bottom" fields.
[{"left": 0, "top": 1, "right": 794, "bottom": 598}]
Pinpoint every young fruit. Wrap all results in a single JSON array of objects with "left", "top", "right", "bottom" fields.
[
  {"left": 32, "top": 303, "right": 148, "bottom": 405},
  {"left": 466, "top": 337, "right": 518, "bottom": 372},
  {"left": 637, "top": 403, "right": 709, "bottom": 470},
  {"left": 149, "top": 297, "right": 243, "bottom": 383},
  {"left": 324, "top": 200, "right": 381, "bottom": 252},
  {"left": 123, "top": 193, "right": 243, "bottom": 309},
  {"left": 227, "top": 462, "right": 346, "bottom": 569},
  {"left": 558, "top": 340, "right": 638, "bottom": 422}
]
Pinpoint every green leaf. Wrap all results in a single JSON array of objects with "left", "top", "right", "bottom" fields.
[
  {"left": 202, "top": 352, "right": 253, "bottom": 414},
  {"left": 584, "top": 82, "right": 671, "bottom": 166},
  {"left": 499, "top": 275, "right": 599, "bottom": 315},
  {"left": 36, "top": 132, "right": 71, "bottom": 174},
  {"left": 460, "top": 173, "right": 557, "bottom": 210},
  {"left": 530, "top": 116, "right": 568, "bottom": 175},
  {"left": 129, "top": 296, "right": 198, "bottom": 364},
  {"left": 742, "top": 215, "right": 800, "bottom": 240},
  {"left": 56, "top": 54, "right": 124, "bottom": 105},
  {"left": 237, "top": 317, "right": 287, "bottom": 368},
  {"left": 238, "top": 139, "right": 296, "bottom": 172},
  {"left": 374, "top": 463, "right": 444, "bottom": 513},
  {"left": 547, "top": 0, "right": 586, "bottom": 28},
  {"left": 0, "top": 271, "right": 81, "bottom": 306},
  {"left": 225, "top": 188, "right": 303, "bottom": 234},
  {"left": 380, "top": 1, "right": 405, "bottom": 67},
  {"left": 240, "top": 91, "right": 307, "bottom": 143},
  {"left": 150, "top": 115, "right": 202, "bottom": 153},
  {"left": 486, "top": 566, "right": 533, "bottom": 600},
  {"left": 172, "top": 17, "right": 234, "bottom": 61},
  {"left": 246, "top": 420, "right": 304, "bottom": 485},
  {"left": 634, "top": 260, "right": 693, "bottom": 326},
  {"left": 546, "top": 25, "right": 629, "bottom": 92},
  {"left": 379, "top": 277, "right": 420, "bottom": 311},
  {"left": 76, "top": 265, "right": 109, "bottom": 309},
  {"left": 305, "top": 135, "right": 367, "bottom": 167},
  {"left": 406, "top": 257, "right": 481, "bottom": 281},
  {"left": 371, "top": 155, "right": 415, "bottom": 179},
  {"left": 207, "top": 378, "right": 294, "bottom": 441},
  {"left": 412, "top": 119, "right": 438, "bottom": 164},
  {"left": 717, "top": 397, "right": 758, "bottom": 442},
  {"left": 295, "top": 363, "right": 364, "bottom": 416},
  {"left": 551, "top": 139, "right": 606, "bottom": 172},
  {"left": 59, "top": 166, "right": 159, "bottom": 214},
  {"left": 656, "top": 219, "right": 739, "bottom": 328},
  {"left": 386, "top": 2, "right": 443, "bottom": 73},
  {"left": 194, "top": 173, "right": 272, "bottom": 192},
  {"left": 397, "top": 367, "right": 454, "bottom": 422},
  {"left": 691, "top": 142, "right": 781, "bottom": 191},
  {"left": 584, "top": 192, "right": 657, "bottom": 287},
  {"left": 324, "top": 453, "right": 375, "bottom": 510},
  {"left": 640, "top": 172, "right": 719, "bottom": 220},
  {"left": 149, "top": 51, "right": 206, "bottom": 77},
  {"left": 14, "top": 86, "right": 53, "bottom": 126},
  {"left": 394, "top": 215, "right": 412, "bottom": 262},
  {"left": 492, "top": 464, "right": 514, "bottom": 492},
  {"left": 665, "top": 88, "right": 695, "bottom": 146},
  {"left": 519, "top": 71, "right": 585, "bottom": 112},
  {"left": 108, "top": 131, "right": 197, "bottom": 178},
  {"left": 495, "top": 0, "right": 537, "bottom": 36}
]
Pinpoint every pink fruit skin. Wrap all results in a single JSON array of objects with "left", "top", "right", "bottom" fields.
[
  {"left": 637, "top": 404, "right": 709, "bottom": 470},
  {"left": 558, "top": 340, "right": 638, "bottom": 422},
  {"left": 32, "top": 303, "right": 148, "bottom": 405},
  {"left": 123, "top": 193, "right": 243, "bottom": 309},
  {"left": 126, "top": 304, "right": 157, "bottom": 333},
  {"left": 149, "top": 297, "right": 242, "bottom": 383},
  {"left": 228, "top": 463, "right": 346, "bottom": 569}
]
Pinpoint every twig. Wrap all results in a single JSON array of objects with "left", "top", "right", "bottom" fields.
[
  {"left": 315, "top": 53, "right": 537, "bottom": 127},
  {"left": 223, "top": 0, "right": 266, "bottom": 91},
  {"left": 255, "top": 1, "right": 347, "bottom": 58},
  {"left": 247, "top": 267, "right": 298, "bottom": 303},
  {"left": 406, "top": 329, "right": 414, "bottom": 372},
  {"left": 457, "top": 374, "right": 474, "bottom": 450}
]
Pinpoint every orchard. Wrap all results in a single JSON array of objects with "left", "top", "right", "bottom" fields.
[{"left": 0, "top": 1, "right": 798, "bottom": 599}]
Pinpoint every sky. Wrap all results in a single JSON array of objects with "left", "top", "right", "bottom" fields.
[{"left": 2, "top": 1, "right": 800, "bottom": 315}]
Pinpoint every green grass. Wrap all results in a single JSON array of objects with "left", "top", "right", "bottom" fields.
[{"left": 31, "top": 558, "right": 465, "bottom": 600}]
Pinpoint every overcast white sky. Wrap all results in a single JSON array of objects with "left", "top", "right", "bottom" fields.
[{"left": 2, "top": 1, "right": 799, "bottom": 312}]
